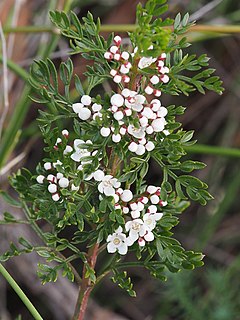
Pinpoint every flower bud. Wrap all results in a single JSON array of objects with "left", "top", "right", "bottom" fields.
[
  {"left": 81, "top": 95, "right": 91, "bottom": 106},
  {"left": 52, "top": 193, "right": 60, "bottom": 201},
  {"left": 113, "top": 111, "right": 124, "bottom": 121},
  {"left": 136, "top": 144, "right": 145, "bottom": 155},
  {"left": 128, "top": 141, "right": 138, "bottom": 152},
  {"left": 121, "top": 51, "right": 129, "bottom": 60},
  {"left": 48, "top": 184, "right": 57, "bottom": 193},
  {"left": 44, "top": 162, "right": 52, "bottom": 170},
  {"left": 145, "top": 141, "right": 155, "bottom": 151},
  {"left": 78, "top": 107, "right": 91, "bottom": 120},
  {"left": 36, "top": 175, "right": 45, "bottom": 184},
  {"left": 59, "top": 177, "right": 69, "bottom": 188},
  {"left": 100, "top": 127, "right": 111, "bottom": 137},
  {"left": 150, "top": 75, "right": 160, "bottom": 85},
  {"left": 120, "top": 190, "right": 133, "bottom": 202},
  {"left": 72, "top": 103, "right": 83, "bottom": 113},
  {"left": 113, "top": 75, "right": 122, "bottom": 83}
]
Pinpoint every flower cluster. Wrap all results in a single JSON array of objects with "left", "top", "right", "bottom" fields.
[
  {"left": 36, "top": 161, "right": 79, "bottom": 202},
  {"left": 106, "top": 185, "right": 167, "bottom": 255},
  {"left": 72, "top": 95, "right": 102, "bottom": 121},
  {"left": 104, "top": 35, "right": 132, "bottom": 84},
  {"left": 100, "top": 89, "right": 168, "bottom": 155}
]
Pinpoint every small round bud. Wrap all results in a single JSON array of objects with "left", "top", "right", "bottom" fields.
[
  {"left": 78, "top": 107, "right": 91, "bottom": 121},
  {"left": 48, "top": 184, "right": 57, "bottom": 193},
  {"left": 81, "top": 95, "right": 91, "bottom": 106},
  {"left": 138, "top": 238, "right": 145, "bottom": 247},
  {"left": 130, "top": 202, "right": 138, "bottom": 210},
  {"left": 104, "top": 51, "right": 113, "bottom": 60},
  {"left": 136, "top": 144, "right": 145, "bottom": 155},
  {"left": 128, "top": 141, "right": 138, "bottom": 152},
  {"left": 120, "top": 127, "right": 127, "bottom": 135},
  {"left": 92, "top": 103, "right": 102, "bottom": 112},
  {"left": 113, "top": 75, "right": 122, "bottom": 83},
  {"left": 122, "top": 75, "right": 130, "bottom": 83},
  {"left": 145, "top": 141, "right": 155, "bottom": 151},
  {"left": 120, "top": 190, "right": 133, "bottom": 202},
  {"left": 150, "top": 75, "right": 160, "bottom": 85},
  {"left": 146, "top": 125, "right": 154, "bottom": 134},
  {"left": 47, "top": 174, "right": 56, "bottom": 183},
  {"left": 123, "top": 206, "right": 129, "bottom": 214},
  {"left": 150, "top": 194, "right": 160, "bottom": 204},
  {"left": 59, "top": 177, "right": 69, "bottom": 188},
  {"left": 114, "top": 53, "right": 121, "bottom": 61},
  {"left": 157, "top": 107, "right": 168, "bottom": 118},
  {"left": 145, "top": 86, "right": 154, "bottom": 95},
  {"left": 114, "top": 35, "right": 122, "bottom": 45},
  {"left": 153, "top": 89, "right": 161, "bottom": 97},
  {"left": 122, "top": 88, "right": 130, "bottom": 97},
  {"left": 100, "top": 127, "right": 111, "bottom": 137},
  {"left": 131, "top": 210, "right": 140, "bottom": 219},
  {"left": 56, "top": 138, "right": 62, "bottom": 144},
  {"left": 160, "top": 74, "right": 169, "bottom": 83},
  {"left": 52, "top": 193, "right": 60, "bottom": 201},
  {"left": 56, "top": 173, "right": 64, "bottom": 180},
  {"left": 151, "top": 99, "right": 161, "bottom": 111},
  {"left": 71, "top": 184, "right": 80, "bottom": 191},
  {"left": 120, "top": 64, "right": 130, "bottom": 74},
  {"left": 111, "top": 94, "right": 124, "bottom": 107},
  {"left": 112, "top": 134, "right": 121, "bottom": 143},
  {"left": 152, "top": 118, "right": 165, "bottom": 132},
  {"left": 148, "top": 204, "right": 157, "bottom": 213},
  {"left": 113, "top": 111, "right": 124, "bottom": 121},
  {"left": 44, "top": 162, "right": 52, "bottom": 170},
  {"left": 72, "top": 103, "right": 83, "bottom": 114},
  {"left": 147, "top": 186, "right": 158, "bottom": 194},
  {"left": 137, "top": 202, "right": 145, "bottom": 211},
  {"left": 62, "top": 129, "right": 69, "bottom": 137},
  {"left": 142, "top": 107, "right": 154, "bottom": 119},
  {"left": 110, "top": 69, "right": 118, "bottom": 77},
  {"left": 110, "top": 45, "right": 118, "bottom": 54},
  {"left": 36, "top": 175, "right": 45, "bottom": 184},
  {"left": 121, "top": 51, "right": 129, "bottom": 60}
]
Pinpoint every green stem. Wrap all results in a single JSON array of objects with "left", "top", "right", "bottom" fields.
[
  {"left": 0, "top": 263, "right": 43, "bottom": 320},
  {"left": 0, "top": 55, "right": 29, "bottom": 81},
  {"left": 184, "top": 144, "right": 240, "bottom": 158},
  {"left": 3, "top": 24, "right": 240, "bottom": 34}
]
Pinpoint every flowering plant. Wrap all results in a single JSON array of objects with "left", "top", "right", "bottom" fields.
[{"left": 0, "top": 0, "right": 223, "bottom": 319}]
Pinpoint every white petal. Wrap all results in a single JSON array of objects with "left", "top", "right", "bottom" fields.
[
  {"left": 154, "top": 212, "right": 163, "bottom": 221},
  {"left": 107, "top": 242, "right": 117, "bottom": 253},
  {"left": 136, "top": 144, "right": 145, "bottom": 156},
  {"left": 36, "top": 175, "right": 45, "bottom": 184},
  {"left": 144, "top": 231, "right": 154, "bottom": 242},
  {"left": 104, "top": 186, "right": 115, "bottom": 196},
  {"left": 79, "top": 107, "right": 91, "bottom": 120},
  {"left": 120, "top": 190, "right": 133, "bottom": 202},
  {"left": 71, "top": 153, "right": 82, "bottom": 162},
  {"left": 98, "top": 183, "right": 104, "bottom": 194},
  {"left": 94, "top": 170, "right": 105, "bottom": 181},
  {"left": 72, "top": 103, "right": 83, "bottom": 113},
  {"left": 152, "top": 118, "right": 165, "bottom": 132},
  {"left": 118, "top": 243, "right": 128, "bottom": 255},
  {"left": 157, "top": 107, "right": 168, "bottom": 117},
  {"left": 131, "top": 210, "right": 140, "bottom": 219}
]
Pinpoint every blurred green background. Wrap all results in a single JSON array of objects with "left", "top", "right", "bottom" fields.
[{"left": 0, "top": 0, "right": 240, "bottom": 319}]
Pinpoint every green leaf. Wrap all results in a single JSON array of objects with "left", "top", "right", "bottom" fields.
[{"left": 0, "top": 190, "right": 22, "bottom": 207}]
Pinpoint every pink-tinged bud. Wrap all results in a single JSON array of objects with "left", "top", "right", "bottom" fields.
[
  {"left": 147, "top": 185, "right": 158, "bottom": 194},
  {"left": 116, "top": 188, "right": 123, "bottom": 195},
  {"left": 104, "top": 51, "right": 113, "bottom": 60},
  {"left": 62, "top": 129, "right": 69, "bottom": 137},
  {"left": 121, "top": 190, "right": 133, "bottom": 202},
  {"left": 47, "top": 174, "right": 56, "bottom": 183},
  {"left": 156, "top": 188, "right": 161, "bottom": 196},
  {"left": 138, "top": 237, "right": 145, "bottom": 247},
  {"left": 122, "top": 75, "right": 130, "bottom": 83},
  {"left": 124, "top": 62, "right": 132, "bottom": 69},
  {"left": 160, "top": 74, "right": 169, "bottom": 83},
  {"left": 151, "top": 99, "right": 161, "bottom": 111},
  {"left": 54, "top": 145, "right": 59, "bottom": 150},
  {"left": 124, "top": 108, "right": 132, "bottom": 116},
  {"left": 123, "top": 206, "right": 129, "bottom": 214},
  {"left": 150, "top": 75, "right": 160, "bottom": 85},
  {"left": 52, "top": 193, "right": 60, "bottom": 202},
  {"left": 120, "top": 64, "right": 130, "bottom": 74},
  {"left": 113, "top": 35, "right": 122, "bottom": 46},
  {"left": 130, "top": 202, "right": 138, "bottom": 210},
  {"left": 160, "top": 53, "right": 167, "bottom": 59},
  {"left": 110, "top": 69, "right": 118, "bottom": 77},
  {"left": 145, "top": 85, "right": 154, "bottom": 95},
  {"left": 114, "top": 53, "right": 121, "bottom": 61},
  {"left": 153, "top": 89, "right": 161, "bottom": 97},
  {"left": 111, "top": 94, "right": 124, "bottom": 107},
  {"left": 139, "top": 137, "right": 146, "bottom": 145},
  {"left": 159, "top": 200, "right": 167, "bottom": 207},
  {"left": 114, "top": 203, "right": 121, "bottom": 210},
  {"left": 121, "top": 51, "right": 129, "bottom": 60},
  {"left": 157, "top": 60, "right": 164, "bottom": 67},
  {"left": 110, "top": 45, "right": 119, "bottom": 54},
  {"left": 140, "top": 196, "right": 149, "bottom": 204},
  {"left": 113, "top": 75, "right": 122, "bottom": 83},
  {"left": 120, "top": 127, "right": 127, "bottom": 135}
]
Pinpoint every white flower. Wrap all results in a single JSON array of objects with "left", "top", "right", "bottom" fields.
[
  {"left": 100, "top": 127, "right": 111, "bottom": 137},
  {"left": 111, "top": 94, "right": 124, "bottom": 107},
  {"left": 107, "top": 227, "right": 128, "bottom": 255},
  {"left": 125, "top": 92, "right": 145, "bottom": 112},
  {"left": 81, "top": 95, "right": 92, "bottom": 106},
  {"left": 138, "top": 57, "right": 157, "bottom": 69},
  {"left": 143, "top": 212, "right": 162, "bottom": 230},
  {"left": 71, "top": 139, "right": 91, "bottom": 162},
  {"left": 127, "top": 125, "right": 145, "bottom": 139},
  {"left": 98, "top": 175, "right": 121, "bottom": 196},
  {"left": 125, "top": 219, "right": 145, "bottom": 245},
  {"left": 120, "top": 190, "right": 133, "bottom": 202},
  {"left": 36, "top": 175, "right": 45, "bottom": 184}
]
